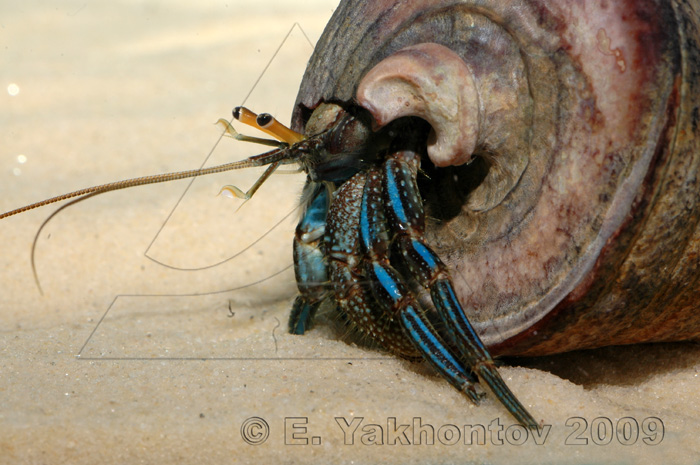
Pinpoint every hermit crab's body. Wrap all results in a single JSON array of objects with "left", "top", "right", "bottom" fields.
[
  {"left": 230, "top": 100, "right": 539, "bottom": 424},
  {"left": 285, "top": 102, "right": 538, "bottom": 424}
]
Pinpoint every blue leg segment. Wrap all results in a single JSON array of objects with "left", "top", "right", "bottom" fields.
[
  {"left": 400, "top": 305, "right": 480, "bottom": 401},
  {"left": 289, "top": 182, "right": 331, "bottom": 334}
]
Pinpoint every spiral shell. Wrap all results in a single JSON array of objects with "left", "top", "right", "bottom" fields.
[{"left": 292, "top": 0, "right": 700, "bottom": 356}]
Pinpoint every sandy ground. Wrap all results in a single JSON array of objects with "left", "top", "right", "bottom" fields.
[{"left": 1, "top": 1, "right": 700, "bottom": 464}]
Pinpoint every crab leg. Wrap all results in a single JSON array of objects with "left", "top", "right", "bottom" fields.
[
  {"left": 355, "top": 167, "right": 482, "bottom": 402},
  {"left": 289, "top": 182, "right": 332, "bottom": 334},
  {"left": 322, "top": 170, "right": 475, "bottom": 394},
  {"left": 380, "top": 150, "right": 537, "bottom": 428}
]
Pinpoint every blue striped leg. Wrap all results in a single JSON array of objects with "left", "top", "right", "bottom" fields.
[
  {"left": 381, "top": 150, "right": 537, "bottom": 428},
  {"left": 358, "top": 167, "right": 481, "bottom": 402},
  {"left": 289, "top": 182, "right": 331, "bottom": 334}
]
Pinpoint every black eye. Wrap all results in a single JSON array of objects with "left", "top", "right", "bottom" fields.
[
  {"left": 232, "top": 107, "right": 242, "bottom": 120},
  {"left": 256, "top": 113, "right": 273, "bottom": 127}
]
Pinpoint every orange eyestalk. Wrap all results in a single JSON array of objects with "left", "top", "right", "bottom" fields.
[{"left": 233, "top": 106, "right": 305, "bottom": 145}]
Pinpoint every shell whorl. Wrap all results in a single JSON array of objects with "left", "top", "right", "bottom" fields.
[{"left": 356, "top": 43, "right": 481, "bottom": 169}]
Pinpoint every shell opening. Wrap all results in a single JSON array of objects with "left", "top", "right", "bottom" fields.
[
  {"left": 356, "top": 41, "right": 530, "bottom": 213},
  {"left": 357, "top": 43, "right": 480, "bottom": 168}
]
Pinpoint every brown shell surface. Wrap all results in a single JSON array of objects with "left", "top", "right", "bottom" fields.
[{"left": 292, "top": 0, "right": 700, "bottom": 356}]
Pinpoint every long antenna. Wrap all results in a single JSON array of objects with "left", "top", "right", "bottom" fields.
[{"left": 0, "top": 149, "right": 287, "bottom": 220}]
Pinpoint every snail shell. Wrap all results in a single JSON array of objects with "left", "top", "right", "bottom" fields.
[{"left": 292, "top": 0, "right": 700, "bottom": 356}]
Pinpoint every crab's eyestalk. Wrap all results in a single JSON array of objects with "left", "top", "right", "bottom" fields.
[{"left": 233, "top": 106, "right": 305, "bottom": 145}]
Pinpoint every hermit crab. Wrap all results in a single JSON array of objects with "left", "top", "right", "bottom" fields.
[{"left": 3, "top": 0, "right": 700, "bottom": 427}]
